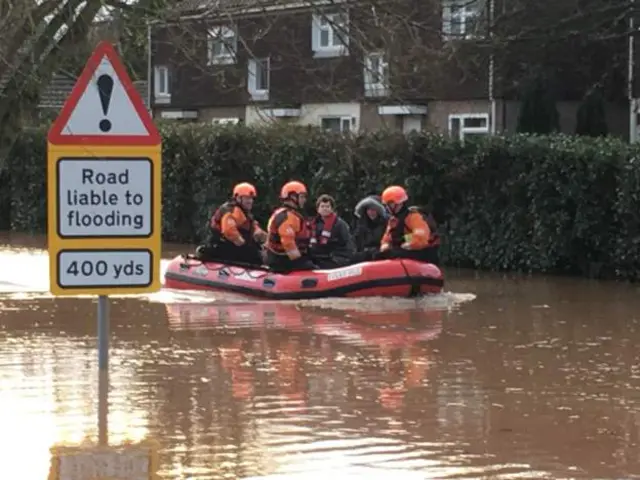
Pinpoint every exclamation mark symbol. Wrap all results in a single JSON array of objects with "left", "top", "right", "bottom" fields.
[{"left": 97, "top": 74, "right": 114, "bottom": 132}]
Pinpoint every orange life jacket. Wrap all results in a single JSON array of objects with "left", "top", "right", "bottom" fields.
[
  {"left": 267, "top": 206, "right": 311, "bottom": 255},
  {"left": 209, "top": 200, "right": 254, "bottom": 244},
  {"left": 389, "top": 206, "right": 440, "bottom": 248}
]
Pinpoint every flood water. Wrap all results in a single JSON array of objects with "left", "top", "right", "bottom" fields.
[{"left": 1, "top": 233, "right": 640, "bottom": 479}]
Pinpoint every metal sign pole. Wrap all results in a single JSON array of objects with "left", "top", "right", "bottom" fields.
[{"left": 97, "top": 294, "right": 110, "bottom": 446}]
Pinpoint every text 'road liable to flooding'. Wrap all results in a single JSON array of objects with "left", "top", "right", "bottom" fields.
[{"left": 56, "top": 158, "right": 153, "bottom": 237}]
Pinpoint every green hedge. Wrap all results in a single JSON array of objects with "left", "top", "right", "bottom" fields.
[{"left": 4, "top": 124, "right": 640, "bottom": 280}]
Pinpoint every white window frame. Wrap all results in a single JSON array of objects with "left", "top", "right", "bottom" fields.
[
  {"left": 448, "top": 113, "right": 489, "bottom": 141},
  {"left": 321, "top": 115, "right": 354, "bottom": 132},
  {"left": 247, "top": 57, "right": 270, "bottom": 101},
  {"left": 211, "top": 118, "right": 240, "bottom": 125},
  {"left": 442, "top": 0, "right": 484, "bottom": 40},
  {"left": 153, "top": 65, "right": 170, "bottom": 101},
  {"left": 207, "top": 25, "right": 237, "bottom": 65},
  {"left": 364, "top": 52, "right": 389, "bottom": 97},
  {"left": 311, "top": 12, "right": 349, "bottom": 58}
]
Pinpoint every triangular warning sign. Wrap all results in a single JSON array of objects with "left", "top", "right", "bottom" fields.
[{"left": 48, "top": 41, "right": 161, "bottom": 146}]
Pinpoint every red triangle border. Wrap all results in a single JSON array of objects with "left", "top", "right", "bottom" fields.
[{"left": 47, "top": 41, "right": 161, "bottom": 146}]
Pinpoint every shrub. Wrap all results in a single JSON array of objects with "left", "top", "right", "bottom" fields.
[
  {"left": 5, "top": 123, "right": 640, "bottom": 280},
  {"left": 576, "top": 87, "right": 609, "bottom": 137}
]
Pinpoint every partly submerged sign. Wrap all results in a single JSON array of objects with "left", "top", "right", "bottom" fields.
[{"left": 48, "top": 440, "right": 160, "bottom": 480}]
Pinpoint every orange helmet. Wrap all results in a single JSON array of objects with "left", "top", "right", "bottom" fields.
[
  {"left": 233, "top": 182, "right": 257, "bottom": 197},
  {"left": 381, "top": 185, "right": 408, "bottom": 204},
  {"left": 280, "top": 180, "right": 307, "bottom": 199}
]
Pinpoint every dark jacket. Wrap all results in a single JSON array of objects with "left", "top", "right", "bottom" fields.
[
  {"left": 309, "top": 213, "right": 356, "bottom": 264},
  {"left": 353, "top": 195, "right": 388, "bottom": 252}
]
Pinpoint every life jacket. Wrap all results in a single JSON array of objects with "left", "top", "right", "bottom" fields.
[
  {"left": 267, "top": 206, "right": 311, "bottom": 255},
  {"left": 389, "top": 206, "right": 440, "bottom": 248},
  {"left": 309, "top": 213, "right": 338, "bottom": 246},
  {"left": 209, "top": 200, "right": 254, "bottom": 244}
]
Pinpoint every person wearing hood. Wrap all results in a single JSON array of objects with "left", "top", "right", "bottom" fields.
[{"left": 351, "top": 195, "right": 388, "bottom": 262}]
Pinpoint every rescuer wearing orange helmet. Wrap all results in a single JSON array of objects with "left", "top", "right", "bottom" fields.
[
  {"left": 265, "top": 180, "right": 318, "bottom": 271},
  {"left": 378, "top": 185, "right": 440, "bottom": 264},
  {"left": 195, "top": 182, "right": 268, "bottom": 266}
]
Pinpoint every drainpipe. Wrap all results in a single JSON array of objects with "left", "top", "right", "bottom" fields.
[
  {"left": 147, "top": 21, "right": 153, "bottom": 115},
  {"left": 629, "top": 0, "right": 636, "bottom": 142},
  {"left": 488, "top": 0, "right": 496, "bottom": 134}
]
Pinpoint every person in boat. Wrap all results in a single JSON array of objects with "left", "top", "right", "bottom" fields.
[
  {"left": 351, "top": 194, "right": 388, "bottom": 262},
  {"left": 266, "top": 180, "right": 318, "bottom": 272},
  {"left": 376, "top": 185, "right": 440, "bottom": 265},
  {"left": 308, "top": 194, "right": 355, "bottom": 269},
  {"left": 195, "top": 182, "right": 267, "bottom": 266}
]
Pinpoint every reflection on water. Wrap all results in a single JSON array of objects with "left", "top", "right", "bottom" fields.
[
  {"left": 0, "top": 312, "right": 150, "bottom": 479},
  {"left": 1, "top": 236, "right": 640, "bottom": 479}
]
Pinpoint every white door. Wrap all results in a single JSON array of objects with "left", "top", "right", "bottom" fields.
[{"left": 402, "top": 115, "right": 422, "bottom": 133}]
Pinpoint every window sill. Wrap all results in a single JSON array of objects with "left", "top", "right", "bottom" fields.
[
  {"left": 441, "top": 33, "right": 485, "bottom": 41},
  {"left": 364, "top": 86, "right": 389, "bottom": 98},
  {"left": 313, "top": 46, "right": 348, "bottom": 59},
  {"left": 208, "top": 55, "right": 237, "bottom": 66},
  {"left": 154, "top": 94, "right": 171, "bottom": 105},
  {"left": 249, "top": 90, "right": 269, "bottom": 101}
]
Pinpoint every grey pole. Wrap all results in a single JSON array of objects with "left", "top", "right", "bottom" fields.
[{"left": 97, "top": 295, "right": 110, "bottom": 446}]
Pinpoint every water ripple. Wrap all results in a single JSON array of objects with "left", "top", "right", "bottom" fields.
[{"left": 2, "top": 244, "right": 640, "bottom": 479}]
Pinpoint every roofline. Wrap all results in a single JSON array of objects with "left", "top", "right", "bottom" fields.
[{"left": 148, "top": 0, "right": 347, "bottom": 25}]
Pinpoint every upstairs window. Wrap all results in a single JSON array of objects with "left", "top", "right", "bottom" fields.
[
  {"left": 312, "top": 12, "right": 349, "bottom": 57},
  {"left": 442, "top": 0, "right": 486, "bottom": 39},
  {"left": 248, "top": 57, "right": 270, "bottom": 101},
  {"left": 364, "top": 52, "right": 389, "bottom": 97},
  {"left": 207, "top": 25, "right": 237, "bottom": 65},
  {"left": 153, "top": 65, "right": 170, "bottom": 97}
]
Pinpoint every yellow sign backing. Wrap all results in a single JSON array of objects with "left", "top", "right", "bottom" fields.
[
  {"left": 47, "top": 145, "right": 162, "bottom": 296},
  {"left": 46, "top": 41, "right": 162, "bottom": 297}
]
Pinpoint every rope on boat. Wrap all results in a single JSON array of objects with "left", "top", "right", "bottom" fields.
[{"left": 178, "top": 253, "right": 271, "bottom": 280}]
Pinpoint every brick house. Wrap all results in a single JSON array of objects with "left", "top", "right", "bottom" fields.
[
  {"left": 21, "top": 73, "right": 149, "bottom": 123},
  {"left": 149, "top": 0, "right": 634, "bottom": 140}
]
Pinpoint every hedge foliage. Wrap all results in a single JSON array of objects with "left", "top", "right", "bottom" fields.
[{"left": 3, "top": 123, "right": 640, "bottom": 280}]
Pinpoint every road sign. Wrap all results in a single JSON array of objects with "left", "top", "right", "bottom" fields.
[
  {"left": 48, "top": 440, "right": 160, "bottom": 480},
  {"left": 47, "top": 41, "right": 162, "bottom": 296}
]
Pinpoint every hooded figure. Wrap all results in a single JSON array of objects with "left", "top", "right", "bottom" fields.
[{"left": 351, "top": 195, "right": 388, "bottom": 261}]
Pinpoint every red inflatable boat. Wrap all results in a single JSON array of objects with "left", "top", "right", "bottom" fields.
[{"left": 163, "top": 255, "right": 444, "bottom": 299}]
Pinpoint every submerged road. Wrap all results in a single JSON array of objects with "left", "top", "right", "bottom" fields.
[{"left": 0, "top": 233, "right": 638, "bottom": 479}]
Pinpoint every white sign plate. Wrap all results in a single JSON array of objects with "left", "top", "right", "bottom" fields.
[
  {"left": 56, "top": 448, "right": 151, "bottom": 480},
  {"left": 57, "top": 157, "right": 153, "bottom": 238},
  {"left": 57, "top": 250, "right": 153, "bottom": 288}
]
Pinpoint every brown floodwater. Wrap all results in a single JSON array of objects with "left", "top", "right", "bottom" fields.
[{"left": 1, "top": 233, "right": 639, "bottom": 479}]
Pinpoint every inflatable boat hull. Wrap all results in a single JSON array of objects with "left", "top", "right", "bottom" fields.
[{"left": 163, "top": 255, "right": 444, "bottom": 299}]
